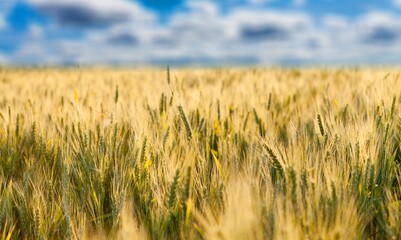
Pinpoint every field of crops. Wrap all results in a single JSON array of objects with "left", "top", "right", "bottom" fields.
[{"left": 0, "top": 68, "right": 401, "bottom": 239}]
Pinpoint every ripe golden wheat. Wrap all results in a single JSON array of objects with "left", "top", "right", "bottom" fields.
[{"left": 0, "top": 67, "right": 400, "bottom": 239}]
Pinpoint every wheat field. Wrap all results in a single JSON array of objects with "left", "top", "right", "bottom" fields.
[{"left": 0, "top": 68, "right": 401, "bottom": 239}]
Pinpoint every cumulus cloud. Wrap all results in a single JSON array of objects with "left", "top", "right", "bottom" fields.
[
  {"left": 107, "top": 33, "right": 139, "bottom": 46},
  {"left": 27, "top": 24, "right": 44, "bottom": 38},
  {"left": 27, "top": 0, "right": 156, "bottom": 28},
  {"left": 0, "top": 0, "right": 15, "bottom": 30},
  {"left": 0, "top": 53, "right": 8, "bottom": 64},
  {"left": 356, "top": 12, "right": 401, "bottom": 44},
  {"left": 323, "top": 15, "right": 348, "bottom": 30},
  {"left": 0, "top": 16, "right": 5, "bottom": 30},
  {"left": 247, "top": 0, "right": 277, "bottom": 5},
  {"left": 3, "top": 0, "right": 401, "bottom": 66},
  {"left": 168, "top": 1, "right": 224, "bottom": 38},
  {"left": 0, "top": 1, "right": 330, "bottom": 65},
  {"left": 393, "top": 0, "right": 401, "bottom": 7},
  {"left": 228, "top": 9, "right": 311, "bottom": 42},
  {"left": 310, "top": 12, "right": 401, "bottom": 64},
  {"left": 292, "top": 0, "right": 305, "bottom": 7},
  {"left": 246, "top": 0, "right": 305, "bottom": 7}
]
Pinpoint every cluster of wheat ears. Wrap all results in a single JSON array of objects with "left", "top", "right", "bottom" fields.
[{"left": 0, "top": 67, "right": 401, "bottom": 239}]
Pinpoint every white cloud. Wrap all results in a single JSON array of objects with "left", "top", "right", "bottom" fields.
[
  {"left": 0, "top": 0, "right": 15, "bottom": 30},
  {"left": 0, "top": 2, "right": 325, "bottom": 65},
  {"left": 167, "top": 1, "right": 226, "bottom": 41},
  {"left": 246, "top": 0, "right": 306, "bottom": 6},
  {"left": 293, "top": 0, "right": 306, "bottom": 7},
  {"left": 323, "top": 15, "right": 348, "bottom": 30},
  {"left": 0, "top": 16, "right": 5, "bottom": 30},
  {"left": 247, "top": 0, "right": 278, "bottom": 5},
  {"left": 227, "top": 9, "right": 312, "bottom": 45},
  {"left": 28, "top": 24, "right": 44, "bottom": 38},
  {"left": 315, "top": 12, "right": 401, "bottom": 64},
  {"left": 0, "top": 53, "right": 8, "bottom": 64},
  {"left": 229, "top": 9, "right": 311, "bottom": 31},
  {"left": 28, "top": 0, "right": 148, "bottom": 16},
  {"left": 355, "top": 12, "right": 401, "bottom": 44},
  {"left": 186, "top": 1, "right": 219, "bottom": 15},
  {"left": 28, "top": 0, "right": 156, "bottom": 27},
  {"left": 393, "top": 0, "right": 401, "bottom": 7},
  {"left": 5, "top": 0, "right": 401, "bottom": 66}
]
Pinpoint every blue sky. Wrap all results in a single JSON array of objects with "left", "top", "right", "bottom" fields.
[{"left": 1, "top": 0, "right": 401, "bottom": 65}]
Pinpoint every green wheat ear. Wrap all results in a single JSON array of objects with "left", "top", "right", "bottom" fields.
[
  {"left": 168, "top": 169, "right": 180, "bottom": 211},
  {"left": 140, "top": 137, "right": 147, "bottom": 162},
  {"left": 182, "top": 167, "right": 191, "bottom": 208},
  {"left": 114, "top": 85, "right": 119, "bottom": 104},
  {"left": 390, "top": 96, "right": 396, "bottom": 118},
  {"left": 263, "top": 143, "right": 284, "bottom": 178},
  {"left": 267, "top": 92, "right": 272, "bottom": 111},
  {"left": 30, "top": 121, "right": 36, "bottom": 144},
  {"left": 167, "top": 65, "right": 171, "bottom": 85},
  {"left": 317, "top": 114, "right": 325, "bottom": 136},
  {"left": 15, "top": 114, "right": 20, "bottom": 137},
  {"left": 163, "top": 126, "right": 170, "bottom": 148},
  {"left": 178, "top": 105, "right": 193, "bottom": 140}
]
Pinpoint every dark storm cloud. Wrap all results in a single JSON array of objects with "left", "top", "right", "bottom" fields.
[{"left": 240, "top": 24, "right": 289, "bottom": 41}]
